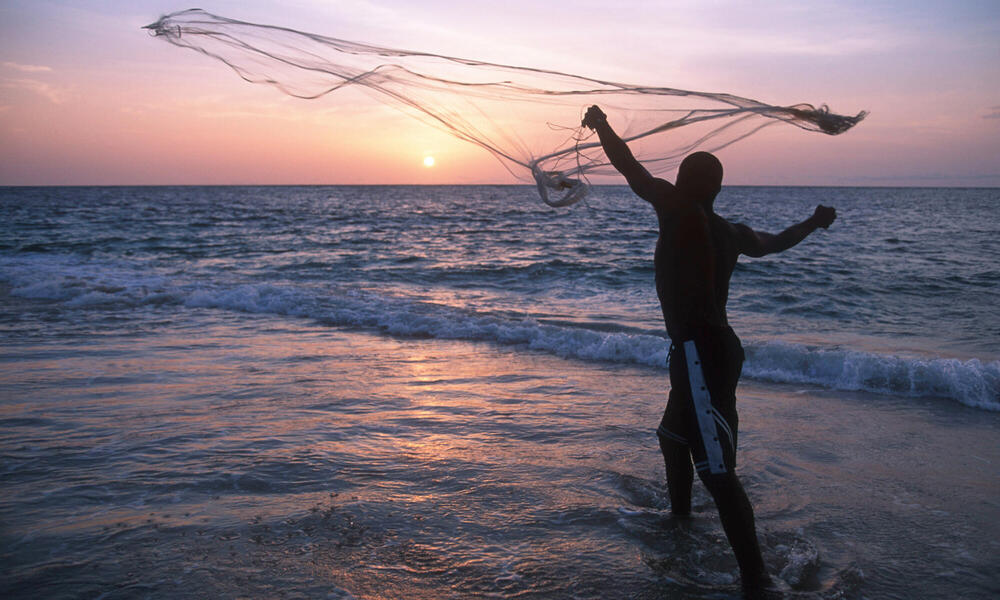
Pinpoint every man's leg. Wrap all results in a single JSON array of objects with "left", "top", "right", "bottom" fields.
[
  {"left": 683, "top": 335, "right": 771, "bottom": 594},
  {"left": 658, "top": 383, "right": 694, "bottom": 517},
  {"left": 657, "top": 433, "right": 693, "bottom": 516},
  {"left": 699, "top": 470, "right": 771, "bottom": 593}
]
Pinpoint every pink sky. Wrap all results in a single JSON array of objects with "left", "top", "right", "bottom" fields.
[{"left": 1, "top": 1, "right": 998, "bottom": 186}]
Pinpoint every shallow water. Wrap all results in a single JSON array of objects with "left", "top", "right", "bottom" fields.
[{"left": 3, "top": 313, "right": 998, "bottom": 599}]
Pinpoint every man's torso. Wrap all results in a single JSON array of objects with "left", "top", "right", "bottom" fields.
[{"left": 652, "top": 202, "right": 741, "bottom": 340}]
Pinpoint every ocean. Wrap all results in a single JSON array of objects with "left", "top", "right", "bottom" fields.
[{"left": 1, "top": 185, "right": 998, "bottom": 599}]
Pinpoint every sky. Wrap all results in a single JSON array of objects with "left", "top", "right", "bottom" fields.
[{"left": 0, "top": 0, "right": 998, "bottom": 186}]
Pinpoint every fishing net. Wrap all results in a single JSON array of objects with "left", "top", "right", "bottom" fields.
[{"left": 146, "top": 9, "right": 866, "bottom": 206}]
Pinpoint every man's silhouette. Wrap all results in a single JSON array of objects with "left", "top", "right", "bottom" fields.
[{"left": 582, "top": 105, "right": 835, "bottom": 598}]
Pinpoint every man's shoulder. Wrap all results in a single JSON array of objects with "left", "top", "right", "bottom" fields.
[
  {"left": 709, "top": 213, "right": 755, "bottom": 254},
  {"left": 708, "top": 212, "right": 744, "bottom": 235},
  {"left": 646, "top": 179, "right": 730, "bottom": 216},
  {"left": 642, "top": 177, "right": 679, "bottom": 207}
]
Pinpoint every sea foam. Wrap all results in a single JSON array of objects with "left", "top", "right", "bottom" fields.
[{"left": 5, "top": 256, "right": 994, "bottom": 411}]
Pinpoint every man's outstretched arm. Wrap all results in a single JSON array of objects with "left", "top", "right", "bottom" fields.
[
  {"left": 582, "top": 105, "right": 675, "bottom": 206},
  {"left": 737, "top": 205, "right": 836, "bottom": 257}
]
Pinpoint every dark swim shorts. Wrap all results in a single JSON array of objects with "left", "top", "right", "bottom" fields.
[{"left": 656, "top": 326, "right": 744, "bottom": 475}]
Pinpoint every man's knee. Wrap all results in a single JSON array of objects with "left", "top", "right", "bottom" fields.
[{"left": 657, "top": 425, "right": 688, "bottom": 452}]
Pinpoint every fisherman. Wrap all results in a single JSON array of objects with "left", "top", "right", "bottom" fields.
[{"left": 582, "top": 105, "right": 835, "bottom": 598}]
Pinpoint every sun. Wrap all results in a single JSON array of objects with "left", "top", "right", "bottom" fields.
[{"left": 422, "top": 155, "right": 436, "bottom": 168}]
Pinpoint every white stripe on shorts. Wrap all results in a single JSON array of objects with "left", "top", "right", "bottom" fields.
[{"left": 684, "top": 340, "right": 727, "bottom": 475}]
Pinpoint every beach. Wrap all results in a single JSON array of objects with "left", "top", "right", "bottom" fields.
[{"left": 2, "top": 185, "right": 998, "bottom": 599}]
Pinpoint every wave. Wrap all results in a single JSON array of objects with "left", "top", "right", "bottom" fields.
[
  {"left": 742, "top": 342, "right": 1000, "bottom": 411},
  {"left": 184, "top": 285, "right": 1000, "bottom": 411},
  {"left": 3, "top": 256, "right": 997, "bottom": 411}
]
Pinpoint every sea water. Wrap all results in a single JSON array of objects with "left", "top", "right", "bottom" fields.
[{"left": 2, "top": 185, "right": 998, "bottom": 599}]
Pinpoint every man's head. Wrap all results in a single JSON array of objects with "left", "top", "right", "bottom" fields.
[{"left": 676, "top": 151, "right": 723, "bottom": 209}]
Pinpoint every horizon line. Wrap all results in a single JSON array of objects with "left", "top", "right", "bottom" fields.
[{"left": 2, "top": 183, "right": 998, "bottom": 190}]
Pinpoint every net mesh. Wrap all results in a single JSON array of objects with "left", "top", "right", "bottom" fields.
[{"left": 146, "top": 9, "right": 866, "bottom": 206}]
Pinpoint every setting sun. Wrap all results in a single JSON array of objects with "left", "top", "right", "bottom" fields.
[{"left": 423, "top": 156, "right": 436, "bottom": 168}]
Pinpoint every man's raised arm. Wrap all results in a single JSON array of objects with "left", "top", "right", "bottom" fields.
[
  {"left": 582, "top": 105, "right": 674, "bottom": 206},
  {"left": 736, "top": 205, "right": 836, "bottom": 258}
]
